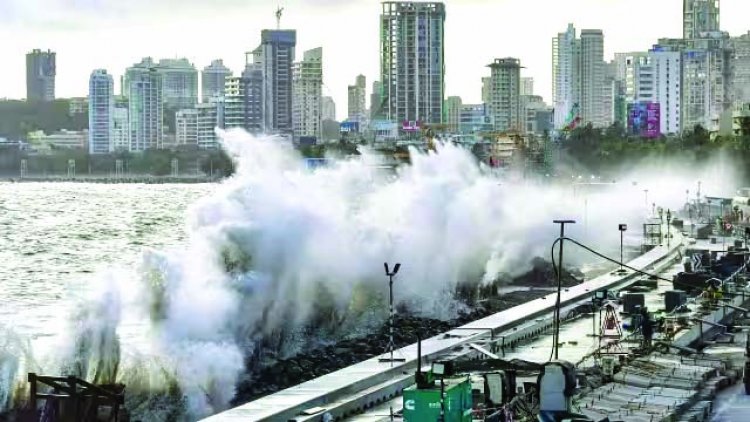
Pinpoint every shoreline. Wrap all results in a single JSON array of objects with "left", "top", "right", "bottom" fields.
[{"left": 0, "top": 175, "right": 223, "bottom": 184}]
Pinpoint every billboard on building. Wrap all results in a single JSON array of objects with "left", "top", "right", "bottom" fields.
[
  {"left": 401, "top": 120, "right": 422, "bottom": 132},
  {"left": 340, "top": 121, "right": 360, "bottom": 133},
  {"left": 628, "top": 102, "right": 660, "bottom": 138}
]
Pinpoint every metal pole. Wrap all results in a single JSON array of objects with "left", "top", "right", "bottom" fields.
[
  {"left": 553, "top": 219, "right": 575, "bottom": 360},
  {"left": 620, "top": 229, "right": 624, "bottom": 272},
  {"left": 389, "top": 273, "right": 394, "bottom": 365}
]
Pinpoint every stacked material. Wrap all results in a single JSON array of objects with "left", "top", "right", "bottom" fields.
[{"left": 575, "top": 354, "right": 732, "bottom": 422}]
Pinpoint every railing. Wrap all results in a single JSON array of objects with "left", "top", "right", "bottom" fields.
[{"left": 27, "top": 373, "right": 124, "bottom": 422}]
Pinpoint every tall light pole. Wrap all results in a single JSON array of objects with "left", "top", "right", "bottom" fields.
[
  {"left": 643, "top": 189, "right": 649, "bottom": 215},
  {"left": 618, "top": 224, "right": 628, "bottom": 273},
  {"left": 666, "top": 209, "right": 672, "bottom": 248},
  {"left": 552, "top": 219, "right": 575, "bottom": 360},
  {"left": 383, "top": 262, "right": 402, "bottom": 366}
]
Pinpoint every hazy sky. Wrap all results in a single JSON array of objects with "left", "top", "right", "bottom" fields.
[{"left": 1, "top": 0, "right": 749, "bottom": 120}]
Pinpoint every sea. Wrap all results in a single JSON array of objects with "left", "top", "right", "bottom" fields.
[{"left": 0, "top": 182, "right": 215, "bottom": 354}]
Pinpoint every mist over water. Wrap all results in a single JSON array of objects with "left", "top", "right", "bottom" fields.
[{"left": 0, "top": 130, "right": 742, "bottom": 420}]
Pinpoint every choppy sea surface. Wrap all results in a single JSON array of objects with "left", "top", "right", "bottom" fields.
[{"left": 0, "top": 182, "right": 215, "bottom": 353}]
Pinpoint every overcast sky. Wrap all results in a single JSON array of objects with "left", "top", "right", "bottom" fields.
[{"left": 1, "top": 0, "right": 748, "bottom": 120}]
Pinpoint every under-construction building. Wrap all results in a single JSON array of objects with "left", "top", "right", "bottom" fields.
[{"left": 380, "top": 2, "right": 445, "bottom": 126}]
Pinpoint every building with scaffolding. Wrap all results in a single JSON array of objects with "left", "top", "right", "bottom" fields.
[{"left": 380, "top": 2, "right": 445, "bottom": 126}]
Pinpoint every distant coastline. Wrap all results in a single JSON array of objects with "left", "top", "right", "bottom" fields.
[{"left": 0, "top": 175, "right": 223, "bottom": 184}]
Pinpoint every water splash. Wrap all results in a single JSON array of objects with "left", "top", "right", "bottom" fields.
[{"left": 0, "top": 130, "right": 741, "bottom": 420}]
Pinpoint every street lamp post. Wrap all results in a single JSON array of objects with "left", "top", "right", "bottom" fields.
[
  {"left": 644, "top": 189, "right": 649, "bottom": 214},
  {"left": 666, "top": 209, "right": 672, "bottom": 248},
  {"left": 383, "top": 262, "right": 402, "bottom": 366},
  {"left": 618, "top": 224, "right": 628, "bottom": 273},
  {"left": 552, "top": 219, "right": 576, "bottom": 360}
]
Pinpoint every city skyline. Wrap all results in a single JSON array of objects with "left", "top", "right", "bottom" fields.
[{"left": 1, "top": 0, "right": 749, "bottom": 120}]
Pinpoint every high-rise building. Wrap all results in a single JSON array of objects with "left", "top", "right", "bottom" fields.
[
  {"left": 112, "top": 98, "right": 130, "bottom": 152},
  {"left": 197, "top": 98, "right": 225, "bottom": 150},
  {"left": 292, "top": 48, "right": 323, "bottom": 141},
  {"left": 481, "top": 77, "right": 492, "bottom": 105},
  {"left": 683, "top": 0, "right": 720, "bottom": 40},
  {"left": 26, "top": 49, "right": 56, "bottom": 102},
  {"left": 348, "top": 75, "right": 367, "bottom": 121},
  {"left": 730, "top": 32, "right": 750, "bottom": 106},
  {"left": 241, "top": 63, "right": 264, "bottom": 133},
  {"left": 380, "top": 2, "right": 445, "bottom": 125},
  {"left": 370, "top": 80, "right": 383, "bottom": 120},
  {"left": 322, "top": 96, "right": 336, "bottom": 122},
  {"left": 176, "top": 109, "right": 199, "bottom": 146},
  {"left": 487, "top": 58, "right": 522, "bottom": 132},
  {"left": 202, "top": 59, "right": 233, "bottom": 102},
  {"left": 257, "top": 30, "right": 297, "bottom": 133},
  {"left": 126, "top": 66, "right": 163, "bottom": 151},
  {"left": 683, "top": 41, "right": 731, "bottom": 132},
  {"left": 222, "top": 55, "right": 263, "bottom": 134},
  {"left": 659, "top": 31, "right": 732, "bottom": 132},
  {"left": 552, "top": 24, "right": 578, "bottom": 129},
  {"left": 156, "top": 58, "right": 199, "bottom": 110},
  {"left": 444, "top": 96, "right": 462, "bottom": 133},
  {"left": 552, "top": 25, "right": 608, "bottom": 129},
  {"left": 620, "top": 49, "right": 682, "bottom": 134},
  {"left": 223, "top": 76, "right": 245, "bottom": 130},
  {"left": 521, "top": 77, "right": 534, "bottom": 96},
  {"left": 579, "top": 29, "right": 607, "bottom": 128},
  {"left": 88, "top": 70, "right": 115, "bottom": 155}
]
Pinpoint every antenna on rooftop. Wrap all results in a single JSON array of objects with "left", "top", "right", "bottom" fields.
[{"left": 275, "top": 6, "right": 284, "bottom": 30}]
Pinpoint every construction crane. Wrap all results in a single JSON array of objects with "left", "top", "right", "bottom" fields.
[{"left": 275, "top": 6, "right": 284, "bottom": 30}]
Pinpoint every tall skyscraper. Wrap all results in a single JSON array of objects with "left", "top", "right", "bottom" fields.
[
  {"left": 26, "top": 49, "right": 56, "bottom": 102},
  {"left": 88, "top": 70, "right": 115, "bottom": 155},
  {"left": 487, "top": 58, "right": 522, "bottom": 132},
  {"left": 370, "top": 80, "right": 383, "bottom": 120},
  {"left": 156, "top": 58, "right": 199, "bottom": 110},
  {"left": 683, "top": 0, "right": 720, "bottom": 40},
  {"left": 552, "top": 25, "right": 608, "bottom": 129},
  {"left": 380, "top": 2, "right": 445, "bottom": 125},
  {"left": 126, "top": 66, "right": 163, "bottom": 151},
  {"left": 258, "top": 30, "right": 297, "bottom": 133},
  {"left": 202, "top": 59, "right": 233, "bottom": 102},
  {"left": 552, "top": 24, "right": 578, "bottom": 129},
  {"left": 579, "top": 29, "right": 607, "bottom": 128},
  {"left": 520, "top": 77, "right": 534, "bottom": 96},
  {"left": 348, "top": 75, "right": 367, "bottom": 121},
  {"left": 292, "top": 48, "right": 323, "bottom": 141},
  {"left": 322, "top": 96, "right": 336, "bottom": 122}
]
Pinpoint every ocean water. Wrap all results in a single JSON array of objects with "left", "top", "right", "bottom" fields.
[{"left": 0, "top": 182, "right": 215, "bottom": 353}]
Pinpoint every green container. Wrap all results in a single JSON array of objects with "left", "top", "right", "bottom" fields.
[{"left": 403, "top": 378, "right": 472, "bottom": 422}]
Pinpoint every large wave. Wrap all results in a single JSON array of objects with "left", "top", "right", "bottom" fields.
[{"left": 1, "top": 129, "right": 738, "bottom": 420}]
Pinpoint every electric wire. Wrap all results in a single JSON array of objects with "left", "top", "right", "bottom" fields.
[{"left": 548, "top": 236, "right": 682, "bottom": 362}]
